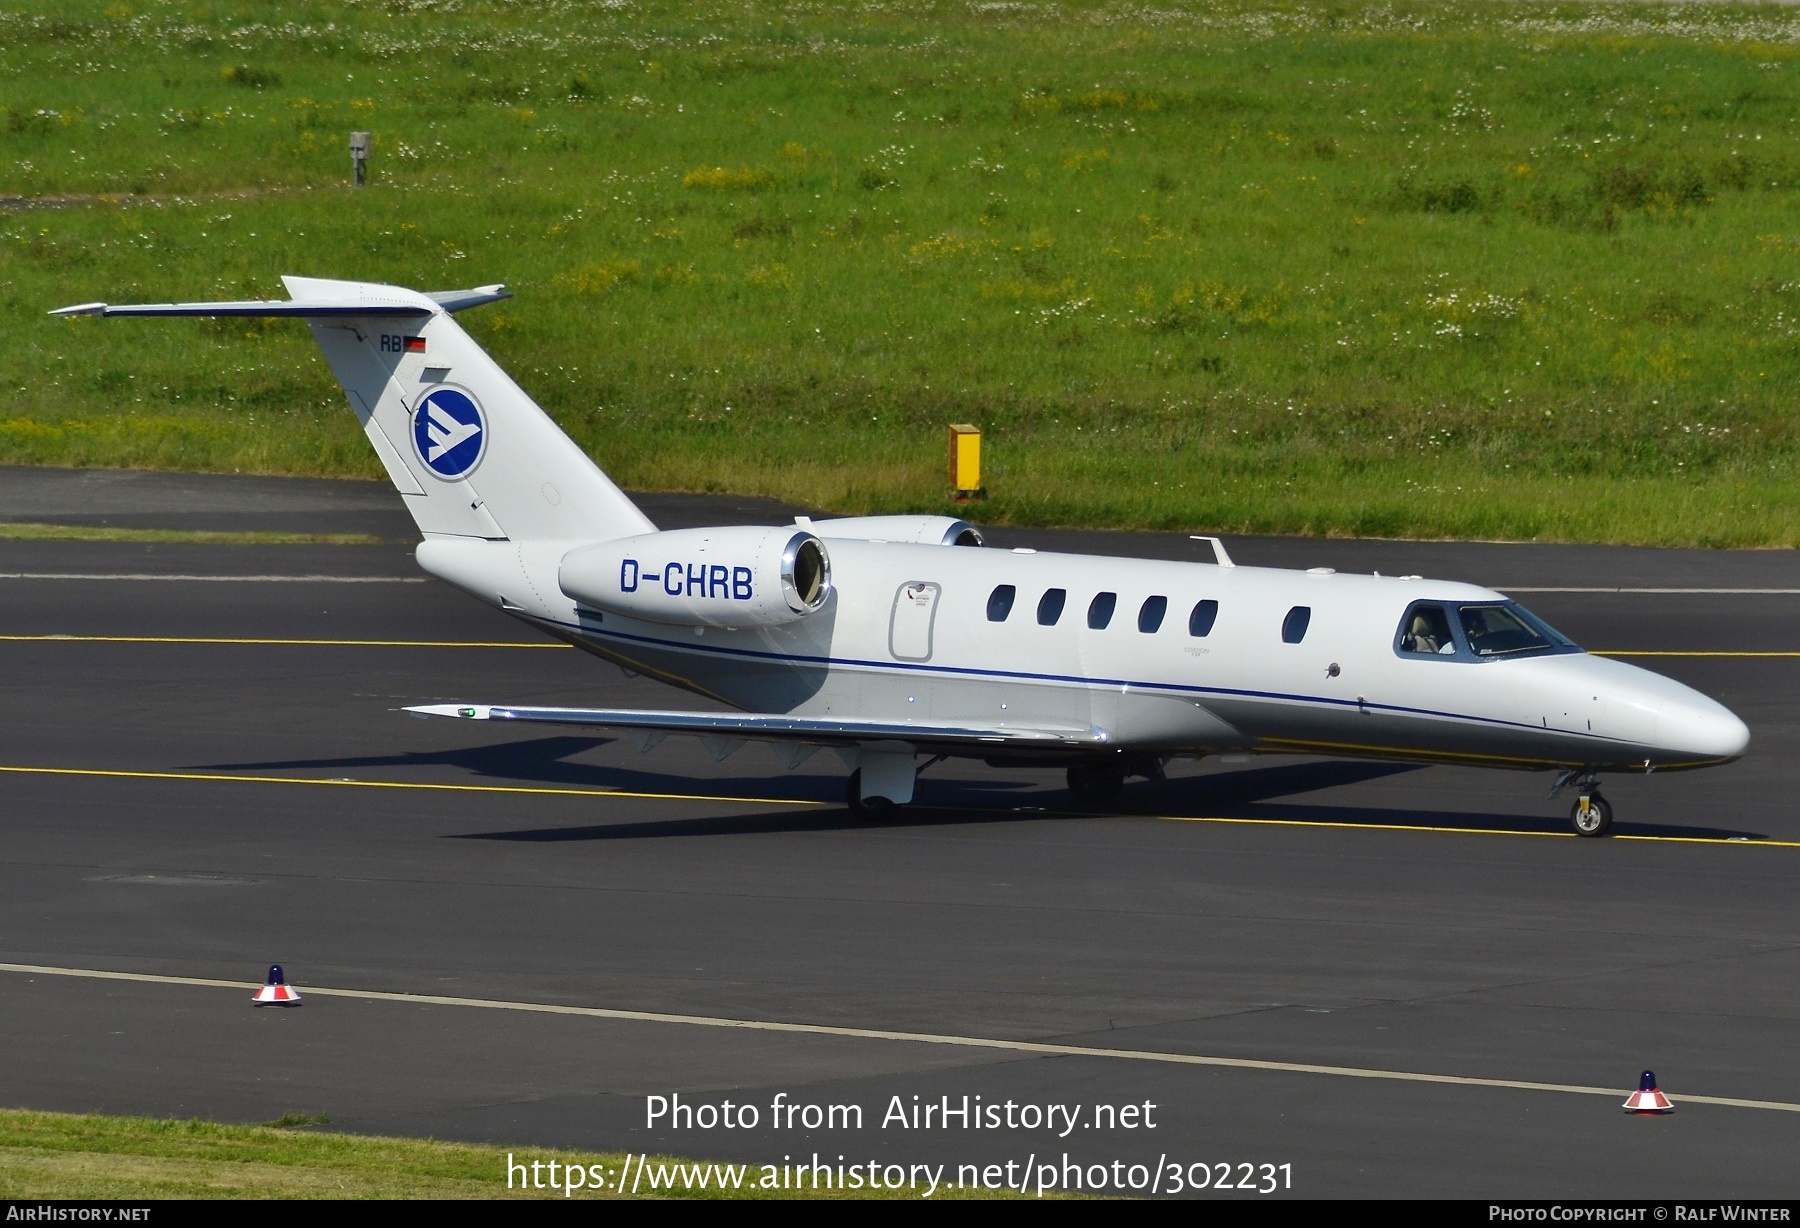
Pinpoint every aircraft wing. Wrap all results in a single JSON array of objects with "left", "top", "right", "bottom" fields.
[{"left": 404, "top": 703, "right": 1106, "bottom": 749}]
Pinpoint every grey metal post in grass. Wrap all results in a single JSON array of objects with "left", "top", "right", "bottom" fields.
[{"left": 349, "top": 131, "right": 370, "bottom": 187}]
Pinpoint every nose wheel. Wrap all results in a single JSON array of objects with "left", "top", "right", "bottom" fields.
[
  {"left": 1552, "top": 770, "right": 1614, "bottom": 837},
  {"left": 1570, "top": 789, "right": 1613, "bottom": 837}
]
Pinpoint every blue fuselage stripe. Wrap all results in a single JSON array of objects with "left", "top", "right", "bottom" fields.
[{"left": 548, "top": 617, "right": 1609, "bottom": 745}]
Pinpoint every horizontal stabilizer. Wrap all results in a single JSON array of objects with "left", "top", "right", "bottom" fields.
[
  {"left": 404, "top": 703, "right": 1105, "bottom": 749},
  {"left": 52, "top": 300, "right": 429, "bottom": 318},
  {"left": 51, "top": 283, "right": 509, "bottom": 319},
  {"left": 425, "top": 285, "right": 513, "bottom": 313}
]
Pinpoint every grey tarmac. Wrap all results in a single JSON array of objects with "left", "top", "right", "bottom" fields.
[{"left": 0, "top": 467, "right": 1795, "bottom": 1198}]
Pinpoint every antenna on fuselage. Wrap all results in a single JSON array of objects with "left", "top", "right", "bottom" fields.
[{"left": 1189, "top": 536, "right": 1235, "bottom": 568}]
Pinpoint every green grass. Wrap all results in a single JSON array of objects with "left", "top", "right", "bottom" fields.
[
  {"left": 0, "top": 1109, "right": 1025, "bottom": 1199},
  {"left": 5, "top": 1, "right": 1800, "bottom": 544},
  {"left": 0, "top": 520, "right": 385, "bottom": 543}
]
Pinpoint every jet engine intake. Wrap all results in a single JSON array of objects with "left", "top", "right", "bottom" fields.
[{"left": 559, "top": 526, "right": 831, "bottom": 627}]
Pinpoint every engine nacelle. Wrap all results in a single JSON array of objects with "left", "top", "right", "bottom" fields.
[
  {"left": 812, "top": 515, "right": 985, "bottom": 547},
  {"left": 559, "top": 526, "right": 831, "bottom": 628}
]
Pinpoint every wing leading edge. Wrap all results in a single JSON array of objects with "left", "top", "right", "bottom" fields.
[{"left": 404, "top": 703, "right": 1106, "bottom": 750}]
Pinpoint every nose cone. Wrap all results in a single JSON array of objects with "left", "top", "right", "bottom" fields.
[
  {"left": 1658, "top": 691, "right": 1750, "bottom": 763},
  {"left": 1564, "top": 655, "right": 1751, "bottom": 767}
]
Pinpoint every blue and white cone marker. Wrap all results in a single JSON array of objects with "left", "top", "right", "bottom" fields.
[
  {"left": 1622, "top": 1069, "right": 1674, "bottom": 1114},
  {"left": 251, "top": 963, "right": 302, "bottom": 1007}
]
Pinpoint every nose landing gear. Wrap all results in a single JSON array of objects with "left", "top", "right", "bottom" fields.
[
  {"left": 1571, "top": 790, "right": 1613, "bottom": 837},
  {"left": 1552, "top": 769, "right": 1613, "bottom": 837}
]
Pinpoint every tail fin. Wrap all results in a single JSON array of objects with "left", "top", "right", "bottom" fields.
[{"left": 54, "top": 276, "right": 655, "bottom": 544}]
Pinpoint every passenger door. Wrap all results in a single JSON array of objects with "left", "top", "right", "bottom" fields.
[{"left": 889, "top": 581, "right": 941, "bottom": 661}]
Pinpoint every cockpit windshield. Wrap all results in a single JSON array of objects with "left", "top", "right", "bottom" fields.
[{"left": 1457, "top": 603, "right": 1579, "bottom": 657}]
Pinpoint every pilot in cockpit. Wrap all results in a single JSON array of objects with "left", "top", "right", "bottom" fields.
[{"left": 1461, "top": 606, "right": 1498, "bottom": 656}]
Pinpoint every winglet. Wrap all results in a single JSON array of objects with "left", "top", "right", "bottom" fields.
[{"left": 1190, "top": 535, "right": 1235, "bottom": 568}]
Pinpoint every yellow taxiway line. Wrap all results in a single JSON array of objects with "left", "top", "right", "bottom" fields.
[
  {"left": 0, "top": 961, "right": 1794, "bottom": 1113},
  {"left": 0, "top": 764, "right": 819, "bottom": 809},
  {"left": 0, "top": 763, "right": 1794, "bottom": 848}
]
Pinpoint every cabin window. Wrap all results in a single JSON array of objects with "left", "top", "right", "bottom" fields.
[
  {"left": 986, "top": 584, "right": 1016, "bottom": 622},
  {"left": 1087, "top": 592, "right": 1117, "bottom": 630},
  {"left": 1398, "top": 603, "right": 1456, "bottom": 655},
  {"left": 1188, "top": 599, "right": 1219, "bottom": 637},
  {"left": 1037, "top": 588, "right": 1067, "bottom": 626},
  {"left": 1138, "top": 595, "right": 1168, "bottom": 633},
  {"left": 1282, "top": 605, "right": 1311, "bottom": 644}
]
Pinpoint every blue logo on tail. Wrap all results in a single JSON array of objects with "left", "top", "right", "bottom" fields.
[{"left": 412, "top": 388, "right": 486, "bottom": 479}]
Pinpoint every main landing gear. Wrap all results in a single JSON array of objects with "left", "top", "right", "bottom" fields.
[
  {"left": 1065, "top": 755, "right": 1166, "bottom": 809},
  {"left": 1066, "top": 760, "right": 1126, "bottom": 807},
  {"left": 1553, "top": 769, "right": 1613, "bottom": 838},
  {"left": 845, "top": 751, "right": 926, "bottom": 822},
  {"left": 845, "top": 770, "right": 895, "bottom": 822}
]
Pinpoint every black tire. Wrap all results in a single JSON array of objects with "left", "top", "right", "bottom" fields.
[
  {"left": 846, "top": 770, "right": 895, "bottom": 822},
  {"left": 1067, "top": 761, "right": 1126, "bottom": 807},
  {"left": 1570, "top": 791, "right": 1613, "bottom": 838}
]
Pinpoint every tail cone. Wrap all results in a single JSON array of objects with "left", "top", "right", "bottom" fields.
[
  {"left": 251, "top": 963, "right": 302, "bottom": 1007},
  {"left": 1622, "top": 1069, "right": 1673, "bottom": 1114}
]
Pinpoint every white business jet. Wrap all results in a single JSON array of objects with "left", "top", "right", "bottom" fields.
[{"left": 56, "top": 277, "right": 1750, "bottom": 836}]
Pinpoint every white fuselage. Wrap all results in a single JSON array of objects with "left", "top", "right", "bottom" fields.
[
  {"left": 67, "top": 276, "right": 1752, "bottom": 823},
  {"left": 418, "top": 536, "right": 1750, "bottom": 774}
]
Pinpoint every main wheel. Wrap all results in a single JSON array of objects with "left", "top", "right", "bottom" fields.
[
  {"left": 1067, "top": 761, "right": 1126, "bottom": 807},
  {"left": 1570, "top": 791, "right": 1613, "bottom": 838},
  {"left": 846, "top": 770, "right": 895, "bottom": 822}
]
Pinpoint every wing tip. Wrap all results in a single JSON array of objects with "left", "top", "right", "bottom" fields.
[{"left": 50, "top": 302, "right": 107, "bottom": 317}]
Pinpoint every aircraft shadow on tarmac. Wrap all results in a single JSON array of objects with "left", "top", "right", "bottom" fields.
[
  {"left": 202, "top": 735, "right": 844, "bottom": 802},
  {"left": 199, "top": 739, "right": 1760, "bottom": 843}
]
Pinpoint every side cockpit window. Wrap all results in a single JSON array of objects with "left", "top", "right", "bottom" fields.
[{"left": 1398, "top": 603, "right": 1457, "bottom": 656}]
